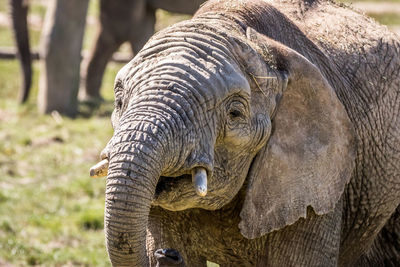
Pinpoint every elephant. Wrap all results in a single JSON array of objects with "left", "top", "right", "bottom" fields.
[
  {"left": 80, "top": 0, "right": 206, "bottom": 102},
  {"left": 90, "top": 0, "right": 400, "bottom": 266}
]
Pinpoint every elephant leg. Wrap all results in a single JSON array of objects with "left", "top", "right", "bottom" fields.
[
  {"left": 264, "top": 204, "right": 342, "bottom": 267},
  {"left": 80, "top": 27, "right": 122, "bottom": 101},
  {"left": 355, "top": 204, "right": 400, "bottom": 267},
  {"left": 129, "top": 6, "right": 156, "bottom": 54},
  {"left": 10, "top": 0, "right": 32, "bottom": 103}
]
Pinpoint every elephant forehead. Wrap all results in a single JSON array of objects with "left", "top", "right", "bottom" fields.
[{"left": 126, "top": 47, "right": 250, "bottom": 105}]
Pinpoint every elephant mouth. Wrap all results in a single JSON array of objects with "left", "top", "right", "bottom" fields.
[
  {"left": 154, "top": 165, "right": 209, "bottom": 200},
  {"left": 152, "top": 167, "right": 210, "bottom": 211},
  {"left": 90, "top": 157, "right": 209, "bottom": 210},
  {"left": 154, "top": 174, "right": 192, "bottom": 197}
]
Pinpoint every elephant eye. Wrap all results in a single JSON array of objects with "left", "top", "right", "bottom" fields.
[
  {"left": 116, "top": 98, "right": 123, "bottom": 110},
  {"left": 227, "top": 100, "right": 247, "bottom": 121},
  {"left": 229, "top": 109, "right": 242, "bottom": 119}
]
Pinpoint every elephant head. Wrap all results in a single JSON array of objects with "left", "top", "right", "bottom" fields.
[{"left": 92, "top": 13, "right": 354, "bottom": 266}]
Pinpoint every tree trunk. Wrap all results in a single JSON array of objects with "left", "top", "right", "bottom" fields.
[{"left": 38, "top": 0, "right": 89, "bottom": 117}]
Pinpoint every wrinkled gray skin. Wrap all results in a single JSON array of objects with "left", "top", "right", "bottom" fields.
[
  {"left": 80, "top": 0, "right": 206, "bottom": 101},
  {"left": 101, "top": 0, "right": 400, "bottom": 266}
]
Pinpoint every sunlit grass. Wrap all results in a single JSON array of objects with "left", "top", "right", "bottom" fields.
[
  {"left": 0, "top": 26, "right": 16, "bottom": 47},
  {"left": 0, "top": 0, "right": 7, "bottom": 12},
  {"left": 30, "top": 1, "right": 47, "bottom": 18},
  {"left": 0, "top": 25, "right": 42, "bottom": 48},
  {"left": 0, "top": 58, "right": 120, "bottom": 266}
]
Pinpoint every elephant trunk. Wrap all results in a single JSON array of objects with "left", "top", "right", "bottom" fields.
[
  {"left": 105, "top": 137, "right": 162, "bottom": 266},
  {"left": 105, "top": 109, "right": 177, "bottom": 266}
]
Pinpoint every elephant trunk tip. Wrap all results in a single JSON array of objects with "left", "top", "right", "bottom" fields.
[{"left": 155, "top": 248, "right": 184, "bottom": 266}]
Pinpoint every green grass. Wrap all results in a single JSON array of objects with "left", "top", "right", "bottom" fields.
[
  {"left": 0, "top": 25, "right": 15, "bottom": 48},
  {"left": 0, "top": 58, "right": 123, "bottom": 266},
  {"left": 30, "top": 1, "right": 47, "bottom": 18},
  {"left": 0, "top": 1, "right": 5, "bottom": 13},
  {"left": 0, "top": 25, "right": 41, "bottom": 48}
]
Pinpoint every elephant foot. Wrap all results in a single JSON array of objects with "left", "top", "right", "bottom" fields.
[{"left": 155, "top": 248, "right": 185, "bottom": 267}]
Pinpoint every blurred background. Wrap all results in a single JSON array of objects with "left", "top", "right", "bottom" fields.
[{"left": 0, "top": 0, "right": 398, "bottom": 266}]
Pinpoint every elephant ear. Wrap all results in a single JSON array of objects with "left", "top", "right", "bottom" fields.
[{"left": 238, "top": 28, "right": 355, "bottom": 239}]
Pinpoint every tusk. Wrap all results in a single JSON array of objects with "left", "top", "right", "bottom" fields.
[
  {"left": 90, "top": 159, "right": 109, "bottom": 178},
  {"left": 191, "top": 167, "right": 207, "bottom": 197}
]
